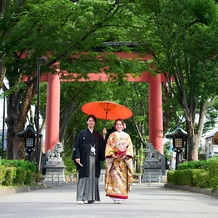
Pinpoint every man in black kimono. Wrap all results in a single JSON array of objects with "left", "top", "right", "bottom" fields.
[{"left": 72, "top": 114, "right": 107, "bottom": 205}]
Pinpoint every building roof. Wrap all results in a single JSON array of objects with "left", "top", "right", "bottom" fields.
[
  {"left": 204, "top": 129, "right": 218, "bottom": 139},
  {"left": 165, "top": 126, "right": 187, "bottom": 138}
]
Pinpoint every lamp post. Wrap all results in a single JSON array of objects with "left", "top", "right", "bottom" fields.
[
  {"left": 166, "top": 126, "right": 187, "bottom": 169},
  {"left": 36, "top": 57, "right": 47, "bottom": 171}
]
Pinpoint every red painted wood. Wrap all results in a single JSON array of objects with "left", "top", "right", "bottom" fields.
[
  {"left": 44, "top": 74, "right": 60, "bottom": 152},
  {"left": 21, "top": 52, "right": 165, "bottom": 153},
  {"left": 149, "top": 74, "right": 163, "bottom": 153}
]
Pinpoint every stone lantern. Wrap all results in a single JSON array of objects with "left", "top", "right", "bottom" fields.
[
  {"left": 17, "top": 125, "right": 42, "bottom": 162},
  {"left": 166, "top": 126, "right": 187, "bottom": 169}
]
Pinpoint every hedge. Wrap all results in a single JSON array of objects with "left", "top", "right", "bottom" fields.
[
  {"left": 168, "top": 158, "right": 218, "bottom": 189},
  {"left": 0, "top": 165, "right": 6, "bottom": 185},
  {"left": 167, "top": 169, "right": 209, "bottom": 188},
  {"left": 14, "top": 168, "right": 26, "bottom": 186},
  {"left": 0, "top": 160, "right": 43, "bottom": 187},
  {"left": 3, "top": 167, "right": 16, "bottom": 186}
]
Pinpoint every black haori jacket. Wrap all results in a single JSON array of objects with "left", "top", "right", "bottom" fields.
[{"left": 72, "top": 128, "right": 106, "bottom": 179}]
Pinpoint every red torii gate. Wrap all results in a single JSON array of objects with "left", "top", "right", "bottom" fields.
[{"left": 40, "top": 52, "right": 165, "bottom": 154}]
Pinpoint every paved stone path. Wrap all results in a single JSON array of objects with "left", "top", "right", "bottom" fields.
[{"left": 0, "top": 183, "right": 218, "bottom": 218}]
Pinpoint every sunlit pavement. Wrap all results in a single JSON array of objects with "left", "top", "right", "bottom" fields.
[{"left": 0, "top": 182, "right": 218, "bottom": 218}]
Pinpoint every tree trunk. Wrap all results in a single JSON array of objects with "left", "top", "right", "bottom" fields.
[
  {"left": 6, "top": 81, "right": 36, "bottom": 159},
  {"left": 187, "top": 134, "right": 199, "bottom": 161},
  {"left": 0, "top": 60, "right": 6, "bottom": 90},
  {"left": 59, "top": 101, "right": 79, "bottom": 145},
  {"left": 186, "top": 100, "right": 212, "bottom": 161}
]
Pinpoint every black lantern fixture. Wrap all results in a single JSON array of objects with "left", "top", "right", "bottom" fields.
[
  {"left": 166, "top": 126, "right": 187, "bottom": 169},
  {"left": 17, "top": 125, "right": 42, "bottom": 162}
]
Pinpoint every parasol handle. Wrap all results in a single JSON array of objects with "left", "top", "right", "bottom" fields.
[
  {"left": 104, "top": 111, "right": 108, "bottom": 127},
  {"left": 104, "top": 103, "right": 109, "bottom": 127}
]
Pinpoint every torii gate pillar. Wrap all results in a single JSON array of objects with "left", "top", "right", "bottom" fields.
[
  {"left": 149, "top": 74, "right": 163, "bottom": 154},
  {"left": 44, "top": 73, "right": 60, "bottom": 152},
  {"left": 43, "top": 73, "right": 163, "bottom": 154}
]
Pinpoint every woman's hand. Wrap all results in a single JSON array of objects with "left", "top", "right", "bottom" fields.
[{"left": 114, "top": 150, "right": 126, "bottom": 159}]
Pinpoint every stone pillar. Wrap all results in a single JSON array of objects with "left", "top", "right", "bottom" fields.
[
  {"left": 45, "top": 74, "right": 60, "bottom": 152},
  {"left": 149, "top": 74, "right": 163, "bottom": 154}
]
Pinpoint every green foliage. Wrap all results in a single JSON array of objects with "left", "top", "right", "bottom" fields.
[
  {"left": 210, "top": 176, "right": 218, "bottom": 190},
  {"left": 168, "top": 158, "right": 218, "bottom": 189},
  {"left": 2, "top": 0, "right": 218, "bottom": 164},
  {"left": 178, "top": 160, "right": 209, "bottom": 170},
  {"left": 187, "top": 0, "right": 217, "bottom": 25},
  {"left": 208, "top": 159, "right": 218, "bottom": 190},
  {"left": 167, "top": 169, "right": 209, "bottom": 187},
  {"left": 178, "top": 170, "right": 193, "bottom": 186},
  {"left": 208, "top": 159, "right": 218, "bottom": 177},
  {"left": 14, "top": 168, "right": 26, "bottom": 186},
  {"left": 25, "top": 170, "right": 33, "bottom": 185},
  {"left": 167, "top": 170, "right": 176, "bottom": 184},
  {"left": 2, "top": 167, "right": 16, "bottom": 186},
  {"left": 134, "top": 147, "right": 146, "bottom": 167},
  {"left": 193, "top": 170, "right": 210, "bottom": 188},
  {"left": 0, "top": 159, "right": 37, "bottom": 172},
  {"left": 134, "top": 0, "right": 218, "bottom": 160},
  {"left": 1, "top": 0, "right": 153, "bottom": 161},
  {"left": 60, "top": 81, "right": 149, "bottom": 174},
  {"left": 164, "top": 140, "right": 173, "bottom": 161},
  {"left": 178, "top": 157, "right": 218, "bottom": 170},
  {"left": 0, "top": 160, "right": 40, "bottom": 187},
  {"left": 191, "top": 169, "right": 209, "bottom": 188},
  {"left": 61, "top": 140, "right": 77, "bottom": 174},
  {"left": 0, "top": 165, "right": 6, "bottom": 185},
  {"left": 35, "top": 173, "right": 43, "bottom": 183},
  {"left": 62, "top": 156, "right": 77, "bottom": 174},
  {"left": 31, "top": 172, "right": 37, "bottom": 183}
]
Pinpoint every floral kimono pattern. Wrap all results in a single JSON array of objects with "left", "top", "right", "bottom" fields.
[{"left": 105, "top": 131, "right": 133, "bottom": 199}]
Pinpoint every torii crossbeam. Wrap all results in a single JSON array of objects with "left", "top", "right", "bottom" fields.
[{"left": 39, "top": 51, "right": 165, "bottom": 154}]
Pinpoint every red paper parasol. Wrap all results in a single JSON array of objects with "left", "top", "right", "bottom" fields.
[{"left": 81, "top": 101, "right": 133, "bottom": 121}]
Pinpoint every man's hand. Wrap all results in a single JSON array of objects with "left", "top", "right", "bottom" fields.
[
  {"left": 102, "top": 127, "right": 107, "bottom": 139},
  {"left": 75, "top": 158, "right": 83, "bottom": 167}
]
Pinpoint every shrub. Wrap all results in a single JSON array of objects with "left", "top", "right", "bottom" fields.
[
  {"left": 62, "top": 156, "right": 77, "bottom": 174},
  {"left": 14, "top": 168, "right": 26, "bottom": 186},
  {"left": 193, "top": 170, "right": 210, "bottom": 188},
  {"left": 3, "top": 167, "right": 16, "bottom": 186},
  {"left": 168, "top": 169, "right": 192, "bottom": 186},
  {"left": 208, "top": 159, "right": 218, "bottom": 177},
  {"left": 31, "top": 172, "right": 37, "bottom": 184},
  {"left": 179, "top": 169, "right": 193, "bottom": 186},
  {"left": 178, "top": 160, "right": 208, "bottom": 170},
  {"left": 167, "top": 169, "right": 209, "bottom": 187},
  {"left": 210, "top": 176, "right": 218, "bottom": 190},
  {"left": 35, "top": 172, "right": 44, "bottom": 183},
  {"left": 208, "top": 160, "right": 218, "bottom": 190},
  {"left": 25, "top": 170, "right": 33, "bottom": 185},
  {"left": 167, "top": 170, "right": 176, "bottom": 184},
  {"left": 0, "top": 159, "right": 37, "bottom": 172},
  {"left": 0, "top": 165, "right": 6, "bottom": 185},
  {"left": 176, "top": 158, "right": 218, "bottom": 189},
  {"left": 0, "top": 159, "right": 41, "bottom": 187},
  {"left": 191, "top": 169, "right": 209, "bottom": 188}
]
